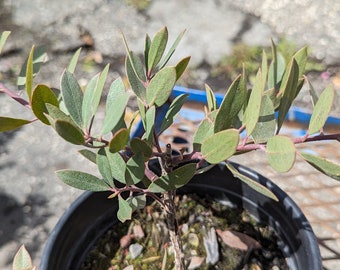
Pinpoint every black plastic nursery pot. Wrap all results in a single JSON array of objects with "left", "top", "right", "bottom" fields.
[{"left": 39, "top": 162, "right": 322, "bottom": 270}]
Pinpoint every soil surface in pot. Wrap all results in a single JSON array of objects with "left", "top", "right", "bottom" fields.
[{"left": 81, "top": 194, "right": 288, "bottom": 270}]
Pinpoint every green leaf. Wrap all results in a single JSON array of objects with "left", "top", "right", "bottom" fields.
[
  {"left": 126, "top": 55, "right": 146, "bottom": 101},
  {"left": 0, "top": 31, "right": 10, "bottom": 54},
  {"left": 148, "top": 163, "right": 196, "bottom": 192},
  {"left": 145, "top": 106, "right": 155, "bottom": 144},
  {"left": 144, "top": 34, "right": 151, "bottom": 72},
  {"left": 205, "top": 84, "right": 217, "bottom": 112},
  {"left": 101, "top": 77, "right": 129, "bottom": 135},
  {"left": 25, "top": 46, "right": 34, "bottom": 98},
  {"left": 45, "top": 103, "right": 74, "bottom": 123},
  {"left": 146, "top": 66, "right": 176, "bottom": 107},
  {"left": 226, "top": 162, "right": 278, "bottom": 201},
  {"left": 97, "top": 148, "right": 114, "bottom": 186},
  {"left": 106, "top": 150, "right": 126, "bottom": 184},
  {"left": 300, "top": 153, "right": 340, "bottom": 181},
  {"left": 308, "top": 85, "right": 334, "bottom": 135},
  {"left": 54, "top": 120, "right": 85, "bottom": 145},
  {"left": 109, "top": 128, "right": 130, "bottom": 153},
  {"left": 127, "top": 194, "right": 147, "bottom": 211},
  {"left": 12, "top": 245, "right": 35, "bottom": 270},
  {"left": 305, "top": 77, "right": 319, "bottom": 107},
  {"left": 268, "top": 41, "right": 286, "bottom": 90},
  {"left": 276, "top": 59, "right": 299, "bottom": 132},
  {"left": 78, "top": 149, "right": 97, "bottom": 164},
  {"left": 117, "top": 196, "right": 133, "bottom": 222},
  {"left": 0, "top": 117, "right": 30, "bottom": 132},
  {"left": 17, "top": 46, "right": 47, "bottom": 91},
  {"left": 293, "top": 46, "right": 308, "bottom": 78},
  {"left": 174, "top": 56, "right": 190, "bottom": 80},
  {"left": 130, "top": 138, "right": 153, "bottom": 160},
  {"left": 159, "top": 29, "right": 186, "bottom": 69},
  {"left": 160, "top": 94, "right": 188, "bottom": 133},
  {"left": 261, "top": 50, "right": 268, "bottom": 90},
  {"left": 215, "top": 74, "right": 246, "bottom": 132},
  {"left": 82, "top": 64, "right": 110, "bottom": 129},
  {"left": 266, "top": 135, "right": 296, "bottom": 173},
  {"left": 61, "top": 70, "right": 83, "bottom": 127},
  {"left": 125, "top": 153, "right": 145, "bottom": 185},
  {"left": 67, "top": 48, "right": 82, "bottom": 73},
  {"left": 56, "top": 170, "right": 109, "bottom": 191},
  {"left": 243, "top": 69, "right": 264, "bottom": 136},
  {"left": 148, "top": 27, "right": 168, "bottom": 72},
  {"left": 251, "top": 94, "right": 276, "bottom": 143},
  {"left": 201, "top": 129, "right": 239, "bottom": 164},
  {"left": 31, "top": 84, "right": 59, "bottom": 125},
  {"left": 193, "top": 116, "right": 215, "bottom": 151}
]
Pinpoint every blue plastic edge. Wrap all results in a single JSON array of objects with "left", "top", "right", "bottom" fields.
[{"left": 172, "top": 85, "right": 340, "bottom": 126}]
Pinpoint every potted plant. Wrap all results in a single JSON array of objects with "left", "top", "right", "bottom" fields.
[{"left": 1, "top": 27, "right": 339, "bottom": 269}]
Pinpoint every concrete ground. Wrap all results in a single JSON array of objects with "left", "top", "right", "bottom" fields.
[{"left": 1, "top": 0, "right": 340, "bottom": 269}]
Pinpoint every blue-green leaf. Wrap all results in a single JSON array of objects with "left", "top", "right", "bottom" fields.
[
  {"left": 160, "top": 94, "right": 188, "bottom": 133},
  {"left": 82, "top": 64, "right": 109, "bottom": 129},
  {"left": 67, "top": 48, "right": 82, "bottom": 74},
  {"left": 148, "top": 27, "right": 168, "bottom": 72},
  {"left": 0, "top": 31, "right": 10, "bottom": 54},
  {"left": 117, "top": 196, "right": 133, "bottom": 222},
  {"left": 201, "top": 129, "right": 239, "bottom": 164},
  {"left": 56, "top": 170, "right": 109, "bottom": 191},
  {"left": 61, "top": 70, "right": 83, "bottom": 128},
  {"left": 146, "top": 66, "right": 176, "bottom": 107},
  {"left": 148, "top": 163, "right": 196, "bottom": 192},
  {"left": 226, "top": 162, "right": 278, "bottom": 201},
  {"left": 101, "top": 77, "right": 129, "bottom": 135},
  {"left": 97, "top": 148, "right": 114, "bottom": 186}
]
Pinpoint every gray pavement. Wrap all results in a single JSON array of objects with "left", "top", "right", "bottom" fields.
[{"left": 1, "top": 0, "right": 340, "bottom": 269}]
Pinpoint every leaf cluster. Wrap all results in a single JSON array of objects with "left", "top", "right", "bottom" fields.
[{"left": 0, "top": 28, "right": 339, "bottom": 223}]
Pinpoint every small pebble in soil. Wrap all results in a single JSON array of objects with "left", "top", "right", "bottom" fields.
[
  {"left": 203, "top": 227, "right": 219, "bottom": 264},
  {"left": 129, "top": 243, "right": 143, "bottom": 259}
]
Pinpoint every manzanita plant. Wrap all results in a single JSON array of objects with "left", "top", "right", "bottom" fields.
[{"left": 1, "top": 27, "right": 340, "bottom": 270}]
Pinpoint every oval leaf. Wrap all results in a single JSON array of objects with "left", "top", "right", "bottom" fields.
[
  {"left": 277, "top": 59, "right": 299, "bottom": 132},
  {"left": 266, "top": 135, "right": 296, "bottom": 173},
  {"left": 215, "top": 74, "right": 246, "bottom": 132},
  {"left": 56, "top": 170, "right": 109, "bottom": 191},
  {"left": 126, "top": 55, "right": 146, "bottom": 101},
  {"left": 125, "top": 153, "right": 145, "bottom": 185},
  {"left": 97, "top": 148, "right": 114, "bottom": 186},
  {"left": 31, "top": 84, "right": 59, "bottom": 125},
  {"left": 174, "top": 56, "right": 190, "bottom": 80},
  {"left": 308, "top": 85, "right": 334, "bottom": 134},
  {"left": 130, "top": 138, "right": 153, "bottom": 160},
  {"left": 109, "top": 128, "right": 130, "bottom": 153},
  {"left": 226, "top": 162, "right": 278, "bottom": 201},
  {"left": 148, "top": 163, "right": 196, "bottom": 193},
  {"left": 148, "top": 27, "right": 168, "bottom": 72},
  {"left": 101, "top": 77, "right": 129, "bottom": 135},
  {"left": 243, "top": 69, "right": 263, "bottom": 136},
  {"left": 201, "top": 129, "right": 239, "bottom": 164},
  {"left": 147, "top": 66, "right": 176, "bottom": 107},
  {"left": 0, "top": 117, "right": 30, "bottom": 132},
  {"left": 106, "top": 150, "right": 127, "bottom": 184},
  {"left": 67, "top": 47, "right": 82, "bottom": 73},
  {"left": 300, "top": 153, "right": 340, "bottom": 181},
  {"left": 160, "top": 94, "right": 188, "bottom": 133},
  {"left": 61, "top": 70, "right": 83, "bottom": 127},
  {"left": 12, "top": 245, "right": 34, "bottom": 270},
  {"left": 193, "top": 117, "right": 214, "bottom": 151},
  {"left": 251, "top": 94, "right": 276, "bottom": 143},
  {"left": 54, "top": 120, "right": 85, "bottom": 145},
  {"left": 118, "top": 196, "right": 133, "bottom": 223}
]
